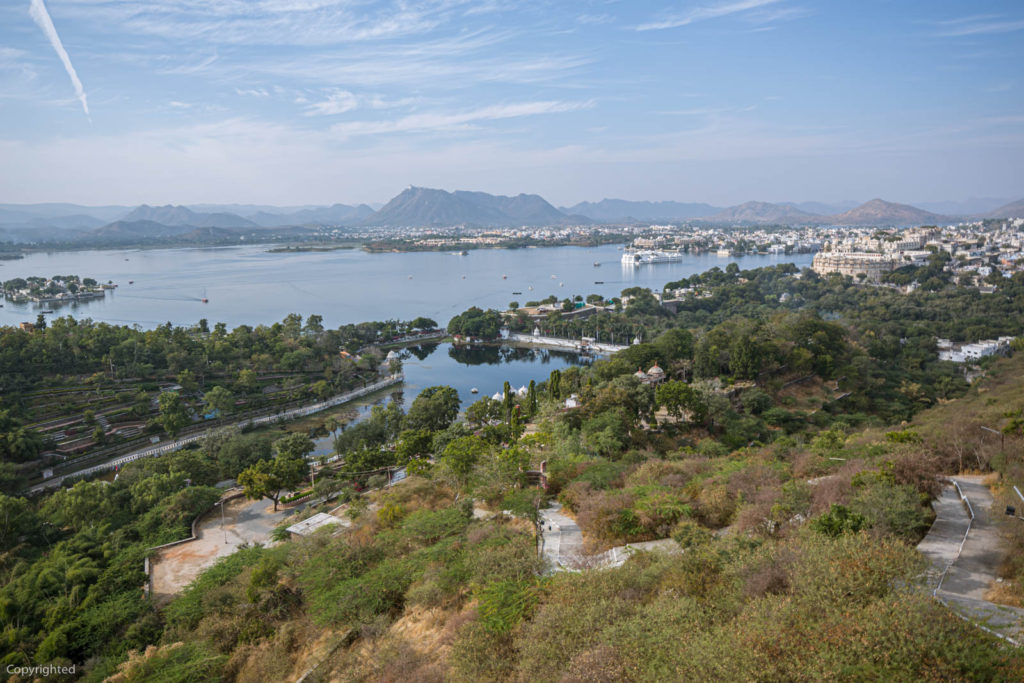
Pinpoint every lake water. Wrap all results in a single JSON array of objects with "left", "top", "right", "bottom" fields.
[
  {"left": 309, "top": 341, "right": 590, "bottom": 456},
  {"left": 0, "top": 245, "right": 813, "bottom": 329}
]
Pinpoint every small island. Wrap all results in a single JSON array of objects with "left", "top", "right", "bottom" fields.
[
  {"left": 265, "top": 243, "right": 360, "bottom": 253},
  {"left": 2, "top": 274, "right": 114, "bottom": 305}
]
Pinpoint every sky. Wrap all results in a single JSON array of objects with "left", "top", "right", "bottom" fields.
[{"left": 0, "top": 0, "right": 1022, "bottom": 208}]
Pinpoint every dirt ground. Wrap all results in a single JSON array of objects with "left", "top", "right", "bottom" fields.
[{"left": 149, "top": 495, "right": 299, "bottom": 602}]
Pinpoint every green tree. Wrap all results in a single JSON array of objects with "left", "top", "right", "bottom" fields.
[
  {"left": 274, "top": 432, "right": 315, "bottom": 461},
  {"left": 158, "top": 391, "right": 190, "bottom": 437},
  {"left": 440, "top": 435, "right": 487, "bottom": 489},
  {"left": 202, "top": 385, "right": 234, "bottom": 416},
  {"left": 238, "top": 454, "right": 308, "bottom": 511},
  {"left": 0, "top": 494, "right": 40, "bottom": 552},
  {"left": 549, "top": 369, "right": 562, "bottom": 400},
  {"left": 237, "top": 368, "right": 258, "bottom": 392},
  {"left": 655, "top": 380, "right": 696, "bottom": 421},
  {"left": 394, "top": 429, "right": 433, "bottom": 464},
  {"left": 406, "top": 386, "right": 461, "bottom": 432}
]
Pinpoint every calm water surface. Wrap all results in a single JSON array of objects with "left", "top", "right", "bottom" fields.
[
  {"left": 0, "top": 245, "right": 812, "bottom": 329},
  {"left": 309, "top": 341, "right": 589, "bottom": 456}
]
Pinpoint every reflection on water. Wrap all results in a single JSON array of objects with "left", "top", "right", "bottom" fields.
[
  {"left": 309, "top": 341, "right": 588, "bottom": 456},
  {"left": 444, "top": 343, "right": 583, "bottom": 367}
]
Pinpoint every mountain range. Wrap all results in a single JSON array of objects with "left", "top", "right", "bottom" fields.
[
  {"left": 559, "top": 199, "right": 720, "bottom": 222},
  {"left": 367, "top": 187, "right": 581, "bottom": 227},
  {"left": 0, "top": 192, "right": 1022, "bottom": 244}
]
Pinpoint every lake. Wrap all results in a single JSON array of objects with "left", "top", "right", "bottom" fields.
[
  {"left": 0, "top": 244, "right": 813, "bottom": 329},
  {"left": 309, "top": 341, "right": 590, "bottom": 456}
]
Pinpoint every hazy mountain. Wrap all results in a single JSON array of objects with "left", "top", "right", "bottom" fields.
[
  {"left": 247, "top": 203, "right": 376, "bottom": 227},
  {"left": 121, "top": 205, "right": 257, "bottom": 229},
  {"left": 0, "top": 213, "right": 106, "bottom": 231},
  {"left": 916, "top": 197, "right": 1014, "bottom": 216},
  {"left": 706, "top": 201, "right": 824, "bottom": 225},
  {"left": 0, "top": 203, "right": 131, "bottom": 223},
  {"left": 983, "top": 199, "right": 1024, "bottom": 219},
  {"left": 367, "top": 187, "right": 576, "bottom": 227},
  {"left": 827, "top": 199, "right": 949, "bottom": 226},
  {"left": 561, "top": 199, "right": 720, "bottom": 222},
  {"left": 89, "top": 220, "right": 197, "bottom": 240},
  {"left": 186, "top": 203, "right": 321, "bottom": 215},
  {"left": 779, "top": 200, "right": 860, "bottom": 216}
]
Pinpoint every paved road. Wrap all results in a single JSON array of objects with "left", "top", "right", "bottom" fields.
[
  {"left": 30, "top": 375, "right": 402, "bottom": 493},
  {"left": 917, "top": 475, "right": 1024, "bottom": 642},
  {"left": 539, "top": 502, "right": 680, "bottom": 571}
]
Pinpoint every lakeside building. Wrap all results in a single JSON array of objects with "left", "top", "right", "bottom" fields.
[
  {"left": 811, "top": 252, "right": 901, "bottom": 282},
  {"left": 811, "top": 250, "right": 931, "bottom": 282}
]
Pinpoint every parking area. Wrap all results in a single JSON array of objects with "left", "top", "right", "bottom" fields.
[{"left": 149, "top": 495, "right": 303, "bottom": 602}]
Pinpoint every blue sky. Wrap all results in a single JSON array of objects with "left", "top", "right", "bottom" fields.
[{"left": 1, "top": 0, "right": 1022, "bottom": 207}]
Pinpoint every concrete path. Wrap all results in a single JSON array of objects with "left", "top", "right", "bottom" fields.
[
  {"left": 539, "top": 502, "right": 680, "bottom": 572},
  {"left": 917, "top": 475, "right": 1024, "bottom": 642},
  {"left": 150, "top": 496, "right": 303, "bottom": 602}
]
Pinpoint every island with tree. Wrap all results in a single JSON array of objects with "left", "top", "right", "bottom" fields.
[{"left": 2, "top": 274, "right": 114, "bottom": 305}]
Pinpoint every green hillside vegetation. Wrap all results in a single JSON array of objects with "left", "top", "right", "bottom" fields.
[
  {"left": 0, "top": 314, "right": 434, "bottom": 492},
  {"left": 3, "top": 262, "right": 1024, "bottom": 679}
]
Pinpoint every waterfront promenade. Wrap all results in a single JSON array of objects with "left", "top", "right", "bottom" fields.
[
  {"left": 505, "top": 332, "right": 628, "bottom": 355},
  {"left": 29, "top": 374, "right": 403, "bottom": 492}
]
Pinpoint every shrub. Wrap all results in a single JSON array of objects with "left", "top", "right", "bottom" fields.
[
  {"left": 575, "top": 490, "right": 643, "bottom": 545},
  {"left": 811, "top": 504, "right": 867, "bottom": 538},
  {"left": 850, "top": 481, "right": 933, "bottom": 542},
  {"left": 671, "top": 519, "right": 713, "bottom": 548},
  {"left": 475, "top": 579, "right": 538, "bottom": 634}
]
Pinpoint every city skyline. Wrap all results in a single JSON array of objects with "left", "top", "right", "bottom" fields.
[{"left": 1, "top": 0, "right": 1023, "bottom": 206}]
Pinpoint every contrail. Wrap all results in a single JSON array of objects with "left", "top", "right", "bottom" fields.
[{"left": 29, "top": 0, "right": 90, "bottom": 119}]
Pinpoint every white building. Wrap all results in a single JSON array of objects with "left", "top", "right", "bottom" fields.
[{"left": 936, "top": 336, "right": 1015, "bottom": 363}]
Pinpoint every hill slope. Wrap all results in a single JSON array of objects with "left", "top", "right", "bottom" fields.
[
  {"left": 366, "top": 187, "right": 575, "bottom": 227},
  {"left": 984, "top": 198, "right": 1024, "bottom": 219},
  {"left": 121, "top": 205, "right": 257, "bottom": 229},
  {"left": 828, "top": 199, "right": 949, "bottom": 226},
  {"left": 563, "top": 199, "right": 720, "bottom": 222},
  {"left": 706, "top": 201, "right": 824, "bottom": 224},
  {"left": 247, "top": 204, "right": 375, "bottom": 227}
]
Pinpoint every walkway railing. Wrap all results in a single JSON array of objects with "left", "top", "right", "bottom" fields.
[
  {"left": 934, "top": 479, "right": 974, "bottom": 595},
  {"left": 930, "top": 478, "right": 1020, "bottom": 647},
  {"left": 31, "top": 374, "right": 404, "bottom": 491}
]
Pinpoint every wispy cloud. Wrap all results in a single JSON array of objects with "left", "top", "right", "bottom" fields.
[
  {"left": 235, "top": 87, "right": 270, "bottom": 97},
  {"left": 305, "top": 89, "right": 359, "bottom": 116},
  {"left": 935, "top": 14, "right": 1024, "bottom": 37},
  {"left": 636, "top": 0, "right": 782, "bottom": 31},
  {"left": 28, "top": 0, "right": 89, "bottom": 118},
  {"left": 329, "top": 100, "right": 592, "bottom": 139}
]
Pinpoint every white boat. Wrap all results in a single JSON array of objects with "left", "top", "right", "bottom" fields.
[
  {"left": 716, "top": 249, "right": 732, "bottom": 257},
  {"left": 621, "top": 249, "right": 684, "bottom": 266},
  {"left": 470, "top": 387, "right": 478, "bottom": 394}
]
